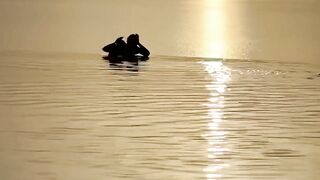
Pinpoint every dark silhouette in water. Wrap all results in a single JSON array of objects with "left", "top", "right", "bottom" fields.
[
  {"left": 126, "top": 34, "right": 150, "bottom": 61},
  {"left": 102, "top": 37, "right": 127, "bottom": 64},
  {"left": 102, "top": 34, "right": 150, "bottom": 65}
]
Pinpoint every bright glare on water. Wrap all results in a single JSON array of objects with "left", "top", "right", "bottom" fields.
[
  {"left": 0, "top": 53, "right": 319, "bottom": 180},
  {"left": 1, "top": 0, "right": 320, "bottom": 179}
]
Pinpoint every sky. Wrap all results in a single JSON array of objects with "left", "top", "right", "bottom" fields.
[{"left": 0, "top": 0, "right": 320, "bottom": 65}]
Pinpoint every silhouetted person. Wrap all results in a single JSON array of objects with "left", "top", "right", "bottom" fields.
[
  {"left": 102, "top": 37, "right": 127, "bottom": 64},
  {"left": 102, "top": 34, "right": 150, "bottom": 65},
  {"left": 126, "top": 34, "right": 150, "bottom": 62}
]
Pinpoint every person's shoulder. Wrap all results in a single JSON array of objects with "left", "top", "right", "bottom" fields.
[{"left": 102, "top": 43, "right": 116, "bottom": 52}]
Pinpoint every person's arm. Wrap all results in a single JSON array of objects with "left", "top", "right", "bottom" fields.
[
  {"left": 138, "top": 43, "right": 150, "bottom": 57},
  {"left": 102, "top": 43, "right": 115, "bottom": 52},
  {"left": 102, "top": 37, "right": 123, "bottom": 52},
  {"left": 135, "top": 34, "right": 150, "bottom": 57}
]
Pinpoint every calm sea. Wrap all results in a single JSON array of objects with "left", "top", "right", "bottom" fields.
[
  {"left": 0, "top": 53, "right": 319, "bottom": 180},
  {"left": 0, "top": 0, "right": 320, "bottom": 179}
]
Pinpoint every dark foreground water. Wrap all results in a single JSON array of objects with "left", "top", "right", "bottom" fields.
[{"left": 0, "top": 53, "right": 319, "bottom": 180}]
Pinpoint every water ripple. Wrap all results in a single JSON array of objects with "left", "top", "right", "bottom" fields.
[{"left": 0, "top": 54, "right": 319, "bottom": 180}]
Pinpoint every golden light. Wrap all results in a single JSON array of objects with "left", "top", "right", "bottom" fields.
[
  {"left": 200, "top": 60, "right": 231, "bottom": 180},
  {"left": 202, "top": 0, "right": 225, "bottom": 58}
]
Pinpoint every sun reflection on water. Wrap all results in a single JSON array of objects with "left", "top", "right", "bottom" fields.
[{"left": 201, "top": 61, "right": 231, "bottom": 180}]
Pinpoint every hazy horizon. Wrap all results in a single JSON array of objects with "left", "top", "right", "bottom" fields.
[
  {"left": 1, "top": 0, "right": 320, "bottom": 65},
  {"left": 1, "top": 1, "right": 320, "bottom": 179}
]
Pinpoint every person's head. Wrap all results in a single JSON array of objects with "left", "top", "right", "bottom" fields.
[
  {"left": 115, "top": 37, "right": 126, "bottom": 48},
  {"left": 127, "top": 34, "right": 139, "bottom": 46},
  {"left": 117, "top": 40, "right": 126, "bottom": 48}
]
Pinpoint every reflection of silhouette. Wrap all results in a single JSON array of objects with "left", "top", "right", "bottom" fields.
[
  {"left": 107, "top": 61, "right": 139, "bottom": 72},
  {"left": 102, "top": 34, "right": 150, "bottom": 66}
]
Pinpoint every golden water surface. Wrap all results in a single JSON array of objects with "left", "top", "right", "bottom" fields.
[
  {"left": 0, "top": 53, "right": 319, "bottom": 180},
  {"left": 0, "top": 0, "right": 320, "bottom": 179}
]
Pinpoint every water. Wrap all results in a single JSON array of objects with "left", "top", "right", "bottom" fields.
[
  {"left": 0, "top": 53, "right": 319, "bottom": 180},
  {"left": 1, "top": 0, "right": 320, "bottom": 179}
]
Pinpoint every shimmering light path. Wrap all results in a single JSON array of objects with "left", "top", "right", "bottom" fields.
[{"left": 0, "top": 53, "right": 319, "bottom": 180}]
